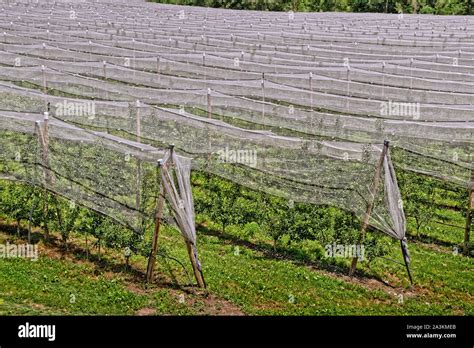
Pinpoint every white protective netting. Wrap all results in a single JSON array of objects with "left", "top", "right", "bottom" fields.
[{"left": 1, "top": 1, "right": 473, "bottom": 258}]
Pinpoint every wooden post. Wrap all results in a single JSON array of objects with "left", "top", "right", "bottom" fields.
[
  {"left": 261, "top": 72, "right": 265, "bottom": 121},
  {"left": 135, "top": 100, "right": 142, "bottom": 222},
  {"left": 135, "top": 100, "right": 141, "bottom": 142},
  {"left": 146, "top": 161, "right": 165, "bottom": 283},
  {"left": 156, "top": 57, "right": 160, "bottom": 82},
  {"left": 309, "top": 72, "right": 313, "bottom": 131},
  {"left": 207, "top": 88, "right": 212, "bottom": 119},
  {"left": 132, "top": 38, "right": 136, "bottom": 76},
  {"left": 349, "top": 140, "right": 389, "bottom": 276},
  {"left": 381, "top": 62, "right": 385, "bottom": 99},
  {"left": 102, "top": 60, "right": 107, "bottom": 79},
  {"left": 463, "top": 169, "right": 474, "bottom": 256},
  {"left": 346, "top": 67, "right": 350, "bottom": 109},
  {"left": 42, "top": 112, "right": 51, "bottom": 184},
  {"left": 36, "top": 112, "right": 52, "bottom": 242},
  {"left": 42, "top": 106, "right": 65, "bottom": 247},
  {"left": 35, "top": 121, "right": 48, "bottom": 241},
  {"left": 186, "top": 241, "right": 206, "bottom": 288},
  {"left": 41, "top": 65, "right": 47, "bottom": 109},
  {"left": 88, "top": 41, "right": 92, "bottom": 74},
  {"left": 28, "top": 199, "right": 35, "bottom": 244}
]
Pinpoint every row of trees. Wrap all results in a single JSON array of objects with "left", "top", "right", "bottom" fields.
[
  {"left": 0, "top": 181, "right": 143, "bottom": 259},
  {"left": 0, "top": 172, "right": 392, "bottom": 267},
  {"left": 193, "top": 166, "right": 471, "bottom": 261},
  {"left": 151, "top": 0, "right": 473, "bottom": 15},
  {"left": 193, "top": 172, "right": 393, "bottom": 263},
  {"left": 0, "top": 164, "right": 467, "bottom": 270}
]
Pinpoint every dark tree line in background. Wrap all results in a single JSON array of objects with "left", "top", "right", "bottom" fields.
[{"left": 151, "top": 0, "right": 472, "bottom": 14}]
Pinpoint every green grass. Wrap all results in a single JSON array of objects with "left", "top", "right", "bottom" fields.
[
  {"left": 369, "top": 242, "right": 473, "bottom": 315},
  {"left": 191, "top": 234, "right": 392, "bottom": 315},
  {"left": 0, "top": 257, "right": 147, "bottom": 315},
  {"left": 0, "top": 209, "right": 472, "bottom": 316},
  {"left": 0, "top": 231, "right": 224, "bottom": 315},
  {"left": 154, "top": 223, "right": 473, "bottom": 315}
]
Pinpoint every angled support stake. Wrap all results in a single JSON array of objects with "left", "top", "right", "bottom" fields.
[
  {"left": 186, "top": 241, "right": 206, "bottom": 288},
  {"left": 400, "top": 239, "right": 413, "bottom": 285}
]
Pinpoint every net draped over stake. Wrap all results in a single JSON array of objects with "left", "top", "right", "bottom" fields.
[{"left": 0, "top": 0, "right": 473, "bottom": 283}]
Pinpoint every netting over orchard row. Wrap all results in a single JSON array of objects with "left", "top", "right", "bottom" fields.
[{"left": 0, "top": 0, "right": 472, "bottom": 244}]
